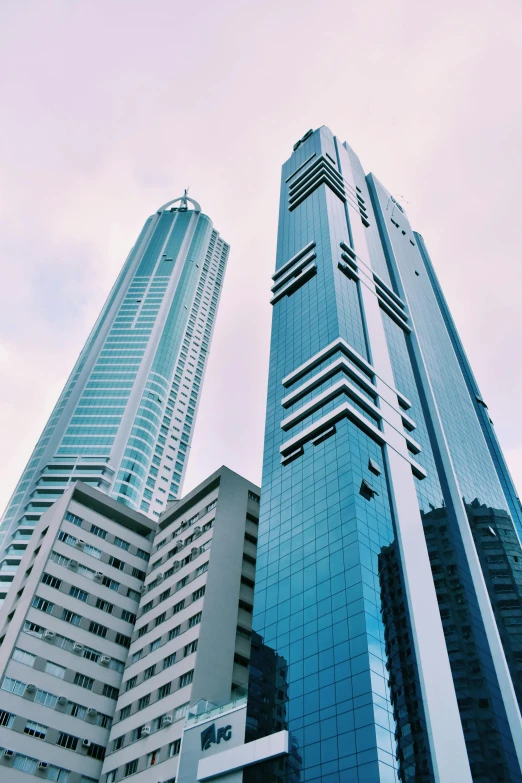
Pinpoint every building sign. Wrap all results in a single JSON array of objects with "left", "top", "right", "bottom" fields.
[{"left": 201, "top": 723, "right": 232, "bottom": 751}]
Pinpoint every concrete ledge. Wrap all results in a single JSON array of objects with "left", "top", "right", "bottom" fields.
[{"left": 197, "top": 730, "right": 289, "bottom": 780}]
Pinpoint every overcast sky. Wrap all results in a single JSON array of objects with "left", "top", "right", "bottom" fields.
[{"left": 1, "top": 0, "right": 521, "bottom": 512}]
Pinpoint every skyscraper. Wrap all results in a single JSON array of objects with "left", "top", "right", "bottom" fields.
[
  {"left": 0, "top": 194, "right": 229, "bottom": 602},
  {"left": 247, "top": 127, "right": 522, "bottom": 782}
]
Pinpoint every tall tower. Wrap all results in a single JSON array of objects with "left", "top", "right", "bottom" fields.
[
  {"left": 246, "top": 128, "right": 522, "bottom": 782},
  {"left": 0, "top": 195, "right": 229, "bottom": 601}
]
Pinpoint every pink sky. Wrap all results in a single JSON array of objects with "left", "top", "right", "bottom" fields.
[{"left": 1, "top": 0, "right": 522, "bottom": 510}]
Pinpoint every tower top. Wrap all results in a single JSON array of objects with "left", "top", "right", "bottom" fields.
[{"left": 157, "top": 192, "right": 201, "bottom": 214}]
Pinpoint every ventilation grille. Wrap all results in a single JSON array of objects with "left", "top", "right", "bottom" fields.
[{"left": 288, "top": 156, "right": 345, "bottom": 211}]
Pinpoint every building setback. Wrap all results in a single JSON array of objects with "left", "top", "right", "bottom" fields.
[
  {"left": 99, "top": 466, "right": 260, "bottom": 783},
  {"left": 0, "top": 482, "right": 155, "bottom": 783},
  {"left": 0, "top": 194, "right": 229, "bottom": 600},
  {"left": 245, "top": 126, "right": 522, "bottom": 783}
]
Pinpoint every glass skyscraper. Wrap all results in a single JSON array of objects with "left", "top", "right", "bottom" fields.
[
  {"left": 246, "top": 127, "right": 522, "bottom": 782},
  {"left": 0, "top": 194, "right": 229, "bottom": 601}
]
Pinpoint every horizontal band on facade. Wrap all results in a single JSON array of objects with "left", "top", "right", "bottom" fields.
[
  {"left": 282, "top": 337, "right": 413, "bottom": 411},
  {"left": 272, "top": 241, "right": 316, "bottom": 282},
  {"left": 281, "top": 371, "right": 417, "bottom": 435},
  {"left": 270, "top": 262, "right": 317, "bottom": 305},
  {"left": 279, "top": 400, "right": 427, "bottom": 479},
  {"left": 285, "top": 153, "right": 317, "bottom": 183},
  {"left": 289, "top": 173, "right": 346, "bottom": 212},
  {"left": 289, "top": 155, "right": 344, "bottom": 195},
  {"left": 271, "top": 251, "right": 317, "bottom": 294}
]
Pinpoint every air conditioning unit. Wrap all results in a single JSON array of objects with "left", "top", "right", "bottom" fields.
[
  {"left": 139, "top": 584, "right": 148, "bottom": 593},
  {"left": 180, "top": 522, "right": 188, "bottom": 530},
  {"left": 72, "top": 643, "right": 84, "bottom": 654},
  {"left": 86, "top": 707, "right": 98, "bottom": 718},
  {"left": 82, "top": 739, "right": 91, "bottom": 748},
  {"left": 193, "top": 526, "right": 202, "bottom": 538},
  {"left": 174, "top": 541, "right": 184, "bottom": 553},
  {"left": 100, "top": 655, "right": 111, "bottom": 666},
  {"left": 191, "top": 548, "right": 199, "bottom": 558},
  {"left": 173, "top": 561, "right": 180, "bottom": 571},
  {"left": 162, "top": 715, "right": 173, "bottom": 726},
  {"left": 25, "top": 683, "right": 36, "bottom": 694},
  {"left": 43, "top": 630, "right": 56, "bottom": 643},
  {"left": 37, "top": 761, "right": 49, "bottom": 771},
  {"left": 141, "top": 725, "right": 151, "bottom": 735},
  {"left": 68, "top": 559, "right": 78, "bottom": 570},
  {"left": 75, "top": 540, "right": 85, "bottom": 549},
  {"left": 157, "top": 573, "right": 164, "bottom": 582},
  {"left": 94, "top": 572, "right": 103, "bottom": 582},
  {"left": 57, "top": 695, "right": 68, "bottom": 705},
  {"left": 2, "top": 749, "right": 14, "bottom": 760}
]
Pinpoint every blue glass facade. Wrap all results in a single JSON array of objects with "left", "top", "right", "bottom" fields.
[
  {"left": 0, "top": 196, "right": 229, "bottom": 599},
  {"left": 247, "top": 128, "right": 522, "bottom": 782}
]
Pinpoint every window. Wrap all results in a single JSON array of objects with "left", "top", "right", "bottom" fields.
[
  {"left": 0, "top": 710, "right": 15, "bottom": 728},
  {"left": 24, "top": 720, "right": 47, "bottom": 739},
  {"left": 172, "top": 599, "right": 185, "bottom": 615},
  {"left": 245, "top": 532, "right": 257, "bottom": 545},
  {"left": 141, "top": 600, "right": 153, "bottom": 614},
  {"left": 42, "top": 572, "right": 62, "bottom": 589},
  {"left": 113, "top": 735, "right": 125, "bottom": 751},
  {"left": 106, "top": 772, "right": 117, "bottom": 783},
  {"left": 65, "top": 511, "right": 83, "bottom": 526},
  {"left": 155, "top": 612, "right": 166, "bottom": 627},
  {"left": 248, "top": 491, "right": 260, "bottom": 502},
  {"left": 119, "top": 705, "right": 131, "bottom": 721},
  {"left": 35, "top": 688, "right": 57, "bottom": 707},
  {"left": 103, "top": 576, "right": 120, "bottom": 591},
  {"left": 90, "top": 524, "right": 107, "bottom": 539},
  {"left": 62, "top": 609, "right": 82, "bottom": 626},
  {"left": 116, "top": 632, "right": 131, "bottom": 648},
  {"left": 238, "top": 599, "right": 253, "bottom": 613},
  {"left": 109, "top": 555, "right": 125, "bottom": 571},
  {"left": 163, "top": 652, "right": 176, "bottom": 669},
  {"left": 137, "top": 624, "right": 148, "bottom": 638},
  {"left": 131, "top": 650, "right": 143, "bottom": 664},
  {"left": 177, "top": 576, "right": 188, "bottom": 590},
  {"left": 58, "top": 531, "right": 76, "bottom": 546},
  {"left": 169, "top": 738, "right": 181, "bottom": 757},
  {"left": 206, "top": 499, "right": 217, "bottom": 512},
  {"left": 188, "top": 612, "right": 202, "bottom": 628},
  {"left": 125, "top": 676, "right": 137, "bottom": 692},
  {"left": 24, "top": 620, "right": 44, "bottom": 636},
  {"left": 132, "top": 567, "right": 146, "bottom": 580},
  {"left": 114, "top": 536, "right": 130, "bottom": 551},
  {"left": 70, "top": 586, "right": 89, "bottom": 601},
  {"left": 174, "top": 701, "right": 189, "bottom": 720},
  {"left": 138, "top": 694, "right": 150, "bottom": 711},
  {"left": 150, "top": 638, "right": 160, "bottom": 652},
  {"left": 58, "top": 731, "right": 79, "bottom": 750},
  {"left": 74, "top": 673, "right": 94, "bottom": 690},
  {"left": 12, "top": 647, "right": 36, "bottom": 666},
  {"left": 124, "top": 759, "right": 138, "bottom": 777},
  {"left": 96, "top": 598, "right": 114, "bottom": 614},
  {"left": 87, "top": 742, "right": 106, "bottom": 761},
  {"left": 184, "top": 639, "right": 198, "bottom": 656},
  {"left": 121, "top": 609, "right": 136, "bottom": 624},
  {"left": 89, "top": 621, "right": 108, "bottom": 638},
  {"left": 159, "top": 588, "right": 171, "bottom": 602},
  {"left": 179, "top": 669, "right": 194, "bottom": 688},
  {"left": 103, "top": 684, "right": 119, "bottom": 700},
  {"left": 168, "top": 625, "right": 181, "bottom": 641},
  {"left": 147, "top": 749, "right": 160, "bottom": 767},
  {"left": 243, "top": 554, "right": 256, "bottom": 566},
  {"left": 192, "top": 586, "right": 205, "bottom": 602},
  {"left": 195, "top": 562, "right": 208, "bottom": 577},
  {"left": 144, "top": 665, "right": 156, "bottom": 680},
  {"left": 45, "top": 661, "right": 66, "bottom": 679},
  {"left": 32, "top": 596, "right": 54, "bottom": 613},
  {"left": 136, "top": 548, "right": 150, "bottom": 562},
  {"left": 127, "top": 588, "right": 140, "bottom": 601}
]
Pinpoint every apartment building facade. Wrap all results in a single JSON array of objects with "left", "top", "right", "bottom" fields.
[
  {"left": 0, "top": 483, "right": 155, "bottom": 783},
  {"left": 99, "top": 466, "right": 260, "bottom": 783}
]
